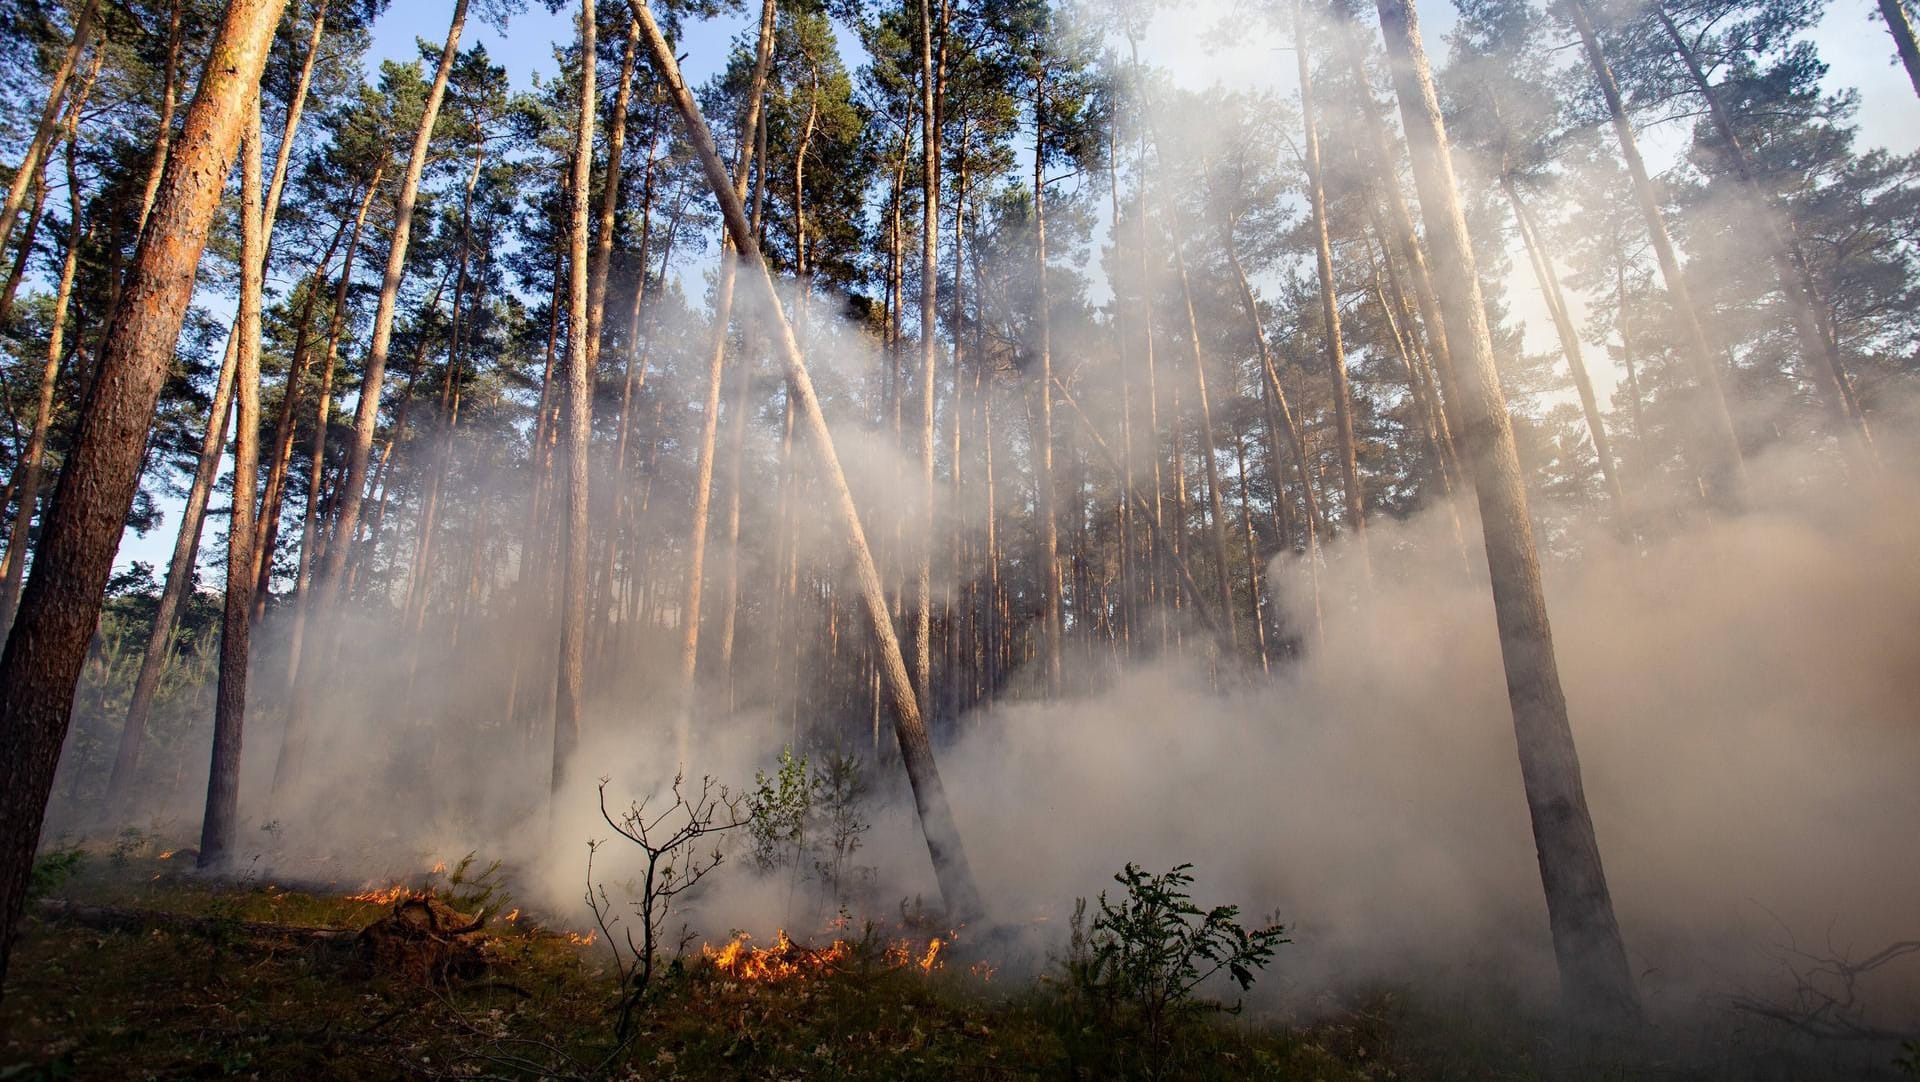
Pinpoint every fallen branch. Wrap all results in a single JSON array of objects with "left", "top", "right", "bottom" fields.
[{"left": 33, "top": 898, "right": 357, "bottom": 943}]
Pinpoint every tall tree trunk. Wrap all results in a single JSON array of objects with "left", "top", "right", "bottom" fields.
[
  {"left": 284, "top": 164, "right": 382, "bottom": 688},
  {"left": 636, "top": 3, "right": 982, "bottom": 919},
  {"left": 134, "top": 0, "right": 186, "bottom": 234},
  {"left": 109, "top": 166, "right": 363, "bottom": 810},
  {"left": 675, "top": 0, "right": 775, "bottom": 765},
  {"left": 0, "top": 0, "right": 290, "bottom": 995},
  {"left": 0, "top": 170, "right": 49, "bottom": 333},
  {"left": 252, "top": 226, "right": 348, "bottom": 615},
  {"left": 553, "top": 0, "right": 598, "bottom": 796},
  {"left": 403, "top": 149, "right": 485, "bottom": 636},
  {"left": 0, "top": 136, "right": 89, "bottom": 631},
  {"left": 199, "top": 102, "right": 265, "bottom": 871},
  {"left": 1653, "top": 6, "right": 1875, "bottom": 471},
  {"left": 0, "top": 0, "right": 99, "bottom": 259},
  {"left": 277, "top": 0, "right": 468, "bottom": 795},
  {"left": 1298, "top": 2, "right": 1367, "bottom": 563},
  {"left": 1566, "top": 0, "right": 1745, "bottom": 507},
  {"left": 717, "top": 114, "right": 770, "bottom": 706},
  {"left": 1878, "top": 0, "right": 1920, "bottom": 99},
  {"left": 1334, "top": 16, "right": 1466, "bottom": 439},
  {"left": 1032, "top": 78, "right": 1062, "bottom": 693},
  {"left": 1374, "top": 0, "right": 1642, "bottom": 1026},
  {"left": 1501, "top": 176, "right": 1626, "bottom": 509},
  {"left": 915, "top": 0, "right": 943, "bottom": 719},
  {"left": 1165, "top": 239, "right": 1238, "bottom": 646}
]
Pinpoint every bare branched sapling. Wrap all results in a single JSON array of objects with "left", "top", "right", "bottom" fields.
[{"left": 586, "top": 773, "right": 746, "bottom": 1037}]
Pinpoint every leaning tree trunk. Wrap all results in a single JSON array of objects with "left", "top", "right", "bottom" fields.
[
  {"left": 1879, "top": 0, "right": 1920, "bottom": 100},
  {"left": 674, "top": 0, "right": 776, "bottom": 766},
  {"left": 283, "top": 163, "right": 381, "bottom": 688},
  {"left": 1375, "top": 0, "right": 1642, "bottom": 1028},
  {"left": 1565, "top": 0, "right": 1744, "bottom": 508},
  {"left": 1654, "top": 5, "right": 1875, "bottom": 473},
  {"left": 134, "top": 0, "right": 186, "bottom": 234},
  {"left": 276, "top": 0, "right": 468, "bottom": 796},
  {"left": 1501, "top": 175, "right": 1626, "bottom": 510},
  {"left": 199, "top": 102, "right": 265, "bottom": 871},
  {"left": 553, "top": 0, "right": 597, "bottom": 797},
  {"left": 0, "top": 0, "right": 99, "bottom": 259},
  {"left": 635, "top": 2, "right": 983, "bottom": 920},
  {"left": 0, "top": 138, "right": 88, "bottom": 632},
  {"left": 0, "top": 0, "right": 290, "bottom": 997},
  {"left": 103, "top": 312, "right": 242, "bottom": 809}
]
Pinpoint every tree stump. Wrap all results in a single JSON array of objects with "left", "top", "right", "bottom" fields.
[{"left": 355, "top": 893, "right": 488, "bottom": 983}]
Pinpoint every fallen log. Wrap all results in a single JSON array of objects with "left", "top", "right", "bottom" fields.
[{"left": 33, "top": 898, "right": 357, "bottom": 943}]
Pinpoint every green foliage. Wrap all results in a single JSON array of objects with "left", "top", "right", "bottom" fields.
[
  {"left": 745, "top": 748, "right": 875, "bottom": 912},
  {"left": 26, "top": 847, "right": 85, "bottom": 904},
  {"left": 432, "top": 851, "right": 512, "bottom": 918},
  {"left": 747, "top": 747, "right": 813, "bottom": 873},
  {"left": 1057, "top": 863, "right": 1289, "bottom": 1080}
]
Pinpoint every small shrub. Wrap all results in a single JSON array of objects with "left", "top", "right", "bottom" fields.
[
  {"left": 27, "top": 846, "right": 86, "bottom": 903},
  {"left": 1059, "top": 862, "right": 1290, "bottom": 1079}
]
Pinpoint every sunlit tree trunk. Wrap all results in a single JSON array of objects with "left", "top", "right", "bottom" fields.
[
  {"left": 1878, "top": 0, "right": 1920, "bottom": 100},
  {"left": 1501, "top": 175, "right": 1625, "bottom": 509},
  {"left": 1032, "top": 76, "right": 1062, "bottom": 693},
  {"left": 675, "top": 0, "right": 776, "bottom": 764},
  {"left": 1566, "top": 0, "right": 1745, "bottom": 507},
  {"left": 1298, "top": 2, "right": 1367, "bottom": 567},
  {"left": 0, "top": 0, "right": 290, "bottom": 994},
  {"left": 1375, "top": 0, "right": 1642, "bottom": 1026},
  {"left": 0, "top": 171, "right": 49, "bottom": 334},
  {"left": 0, "top": 0, "right": 99, "bottom": 259},
  {"left": 283, "top": 165, "right": 382, "bottom": 688},
  {"left": 637, "top": 3, "right": 982, "bottom": 918},
  {"left": 199, "top": 102, "right": 265, "bottom": 871},
  {"left": 1653, "top": 5, "right": 1875, "bottom": 472},
  {"left": 0, "top": 131, "right": 91, "bottom": 631},
  {"left": 277, "top": 0, "right": 468, "bottom": 795},
  {"left": 134, "top": 0, "right": 186, "bottom": 234},
  {"left": 553, "top": 0, "right": 598, "bottom": 795}
]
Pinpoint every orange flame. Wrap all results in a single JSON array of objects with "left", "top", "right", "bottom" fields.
[
  {"left": 503, "top": 908, "right": 521, "bottom": 923},
  {"left": 347, "top": 884, "right": 413, "bottom": 906},
  {"left": 565, "top": 931, "right": 597, "bottom": 947}
]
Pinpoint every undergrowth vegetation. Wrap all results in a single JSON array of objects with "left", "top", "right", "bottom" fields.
[{"left": 4, "top": 852, "right": 1911, "bottom": 1081}]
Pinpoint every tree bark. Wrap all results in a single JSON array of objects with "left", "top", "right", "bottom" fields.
[
  {"left": 1298, "top": 2, "right": 1367, "bottom": 570},
  {"left": 553, "top": 0, "right": 597, "bottom": 796},
  {"left": 0, "top": 0, "right": 99, "bottom": 259},
  {"left": 1565, "top": 0, "right": 1745, "bottom": 507},
  {"left": 0, "top": 0, "right": 290, "bottom": 996},
  {"left": 1653, "top": 5, "right": 1875, "bottom": 472},
  {"left": 277, "top": 0, "right": 468, "bottom": 795},
  {"left": 284, "top": 164, "right": 382, "bottom": 688},
  {"left": 635, "top": 0, "right": 982, "bottom": 919},
  {"left": 1879, "top": 0, "right": 1920, "bottom": 100},
  {"left": 1501, "top": 176, "right": 1626, "bottom": 509},
  {"left": 1032, "top": 78, "right": 1061, "bottom": 693},
  {"left": 674, "top": 0, "right": 775, "bottom": 765},
  {"left": 199, "top": 102, "right": 266, "bottom": 871},
  {"left": 0, "top": 134, "right": 90, "bottom": 631},
  {"left": 1375, "top": 0, "right": 1642, "bottom": 1026},
  {"left": 915, "top": 0, "right": 944, "bottom": 719},
  {"left": 134, "top": 0, "right": 187, "bottom": 235}
]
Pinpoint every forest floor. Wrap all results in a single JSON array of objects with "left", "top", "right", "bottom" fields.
[{"left": 2, "top": 851, "right": 1910, "bottom": 1081}]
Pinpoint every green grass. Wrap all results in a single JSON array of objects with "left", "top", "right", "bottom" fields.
[{"left": 4, "top": 857, "right": 1906, "bottom": 1081}]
